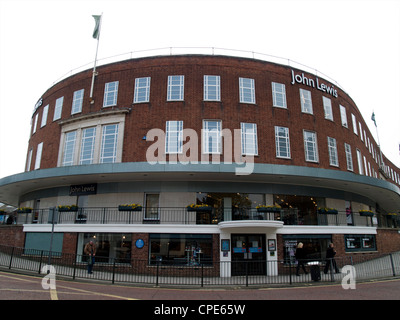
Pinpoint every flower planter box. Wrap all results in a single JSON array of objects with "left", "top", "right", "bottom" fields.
[
  {"left": 17, "top": 209, "right": 32, "bottom": 214},
  {"left": 118, "top": 205, "right": 142, "bottom": 212},
  {"left": 359, "top": 211, "right": 374, "bottom": 217},
  {"left": 58, "top": 207, "right": 78, "bottom": 212},
  {"left": 318, "top": 209, "right": 338, "bottom": 215},
  {"left": 187, "top": 207, "right": 212, "bottom": 212}
]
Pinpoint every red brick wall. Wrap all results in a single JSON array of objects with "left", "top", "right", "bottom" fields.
[
  {"left": 0, "top": 226, "right": 25, "bottom": 248},
  {"left": 26, "top": 55, "right": 399, "bottom": 179}
]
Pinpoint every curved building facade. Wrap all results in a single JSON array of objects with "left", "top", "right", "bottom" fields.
[{"left": 1, "top": 54, "right": 399, "bottom": 274}]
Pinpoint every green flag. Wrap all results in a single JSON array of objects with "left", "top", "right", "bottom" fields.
[
  {"left": 92, "top": 15, "right": 101, "bottom": 39},
  {"left": 371, "top": 112, "right": 376, "bottom": 127}
]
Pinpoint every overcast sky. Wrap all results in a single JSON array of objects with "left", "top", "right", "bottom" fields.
[{"left": 0, "top": 0, "right": 399, "bottom": 180}]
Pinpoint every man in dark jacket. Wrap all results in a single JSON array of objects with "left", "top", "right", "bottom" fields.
[
  {"left": 84, "top": 240, "right": 96, "bottom": 274},
  {"left": 324, "top": 242, "right": 339, "bottom": 274},
  {"left": 295, "top": 242, "right": 308, "bottom": 276}
]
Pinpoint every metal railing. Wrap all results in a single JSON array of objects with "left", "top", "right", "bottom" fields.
[
  {"left": 14, "top": 207, "right": 376, "bottom": 227},
  {"left": 0, "top": 245, "right": 398, "bottom": 287}
]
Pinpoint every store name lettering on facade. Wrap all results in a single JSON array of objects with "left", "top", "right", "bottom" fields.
[{"left": 291, "top": 70, "right": 338, "bottom": 98}]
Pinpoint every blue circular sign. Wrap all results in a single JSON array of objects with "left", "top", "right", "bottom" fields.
[{"left": 135, "top": 239, "right": 144, "bottom": 249}]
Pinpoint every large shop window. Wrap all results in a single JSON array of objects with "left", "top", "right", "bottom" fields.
[
  {"left": 78, "top": 233, "right": 132, "bottom": 263},
  {"left": 282, "top": 235, "right": 332, "bottom": 264},
  {"left": 149, "top": 234, "right": 213, "bottom": 266},
  {"left": 344, "top": 234, "right": 376, "bottom": 252}
]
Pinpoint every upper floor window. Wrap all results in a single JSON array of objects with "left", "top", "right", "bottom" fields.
[
  {"left": 303, "top": 130, "right": 318, "bottom": 162},
  {"left": 275, "top": 126, "right": 291, "bottom": 159},
  {"left": 34, "top": 142, "right": 43, "bottom": 170},
  {"left": 344, "top": 143, "right": 354, "bottom": 171},
  {"left": 165, "top": 120, "right": 183, "bottom": 153},
  {"left": 358, "top": 122, "right": 363, "bottom": 141},
  {"left": 62, "top": 131, "right": 77, "bottom": 166},
  {"left": 203, "top": 120, "right": 222, "bottom": 154},
  {"left": 272, "top": 82, "right": 287, "bottom": 108},
  {"left": 134, "top": 77, "right": 151, "bottom": 103},
  {"left": 241, "top": 123, "right": 258, "bottom": 156},
  {"left": 100, "top": 124, "right": 119, "bottom": 163},
  {"left": 103, "top": 81, "right": 119, "bottom": 107},
  {"left": 351, "top": 114, "right": 358, "bottom": 135},
  {"left": 300, "top": 89, "right": 313, "bottom": 114},
  {"left": 41, "top": 105, "right": 49, "bottom": 128},
  {"left": 323, "top": 97, "right": 333, "bottom": 121},
  {"left": 327, "top": 137, "right": 339, "bottom": 167},
  {"left": 167, "top": 75, "right": 184, "bottom": 101},
  {"left": 32, "top": 114, "right": 38, "bottom": 134},
  {"left": 80, "top": 127, "right": 96, "bottom": 165},
  {"left": 53, "top": 96, "right": 64, "bottom": 121},
  {"left": 204, "top": 75, "right": 221, "bottom": 101},
  {"left": 239, "top": 77, "right": 255, "bottom": 104},
  {"left": 72, "top": 89, "right": 84, "bottom": 114},
  {"left": 340, "top": 105, "right": 348, "bottom": 128}
]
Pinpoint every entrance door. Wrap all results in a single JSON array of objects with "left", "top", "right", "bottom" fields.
[{"left": 231, "top": 234, "right": 266, "bottom": 276}]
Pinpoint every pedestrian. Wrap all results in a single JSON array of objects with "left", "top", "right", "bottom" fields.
[
  {"left": 84, "top": 240, "right": 96, "bottom": 274},
  {"left": 295, "top": 242, "right": 308, "bottom": 276},
  {"left": 324, "top": 242, "right": 339, "bottom": 274}
]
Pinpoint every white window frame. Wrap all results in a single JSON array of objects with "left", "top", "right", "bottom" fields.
[
  {"left": 32, "top": 113, "right": 39, "bottom": 134},
  {"left": 204, "top": 75, "right": 221, "bottom": 101},
  {"left": 303, "top": 130, "right": 318, "bottom": 162},
  {"left": 239, "top": 77, "right": 255, "bottom": 104},
  {"left": 103, "top": 81, "right": 119, "bottom": 107},
  {"left": 34, "top": 142, "right": 43, "bottom": 170},
  {"left": 53, "top": 96, "right": 64, "bottom": 121},
  {"left": 26, "top": 149, "right": 33, "bottom": 172},
  {"left": 300, "top": 89, "right": 313, "bottom": 114},
  {"left": 100, "top": 124, "right": 119, "bottom": 163},
  {"left": 41, "top": 105, "right": 49, "bottom": 128},
  {"left": 327, "top": 137, "right": 339, "bottom": 167},
  {"left": 71, "top": 89, "right": 84, "bottom": 114},
  {"left": 134, "top": 77, "right": 151, "bottom": 103},
  {"left": 340, "top": 105, "right": 348, "bottom": 128},
  {"left": 359, "top": 122, "right": 363, "bottom": 141},
  {"left": 356, "top": 149, "right": 363, "bottom": 175},
  {"left": 351, "top": 114, "right": 358, "bottom": 135},
  {"left": 344, "top": 143, "right": 353, "bottom": 171},
  {"left": 203, "top": 120, "right": 222, "bottom": 154},
  {"left": 275, "top": 126, "right": 291, "bottom": 159},
  {"left": 165, "top": 120, "right": 183, "bottom": 153},
  {"left": 241, "top": 123, "right": 258, "bottom": 156},
  {"left": 62, "top": 131, "right": 77, "bottom": 166},
  {"left": 272, "top": 82, "right": 287, "bottom": 108},
  {"left": 79, "top": 127, "right": 96, "bottom": 165},
  {"left": 323, "top": 96, "right": 333, "bottom": 121},
  {"left": 167, "top": 75, "right": 184, "bottom": 101}
]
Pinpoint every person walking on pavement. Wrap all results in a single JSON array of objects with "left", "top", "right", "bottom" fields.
[
  {"left": 84, "top": 240, "right": 96, "bottom": 274},
  {"left": 295, "top": 242, "right": 308, "bottom": 276},
  {"left": 324, "top": 242, "right": 339, "bottom": 274}
]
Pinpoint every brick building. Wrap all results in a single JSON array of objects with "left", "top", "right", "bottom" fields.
[{"left": 0, "top": 54, "right": 399, "bottom": 276}]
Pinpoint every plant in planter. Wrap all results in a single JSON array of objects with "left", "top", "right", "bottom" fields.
[
  {"left": 256, "top": 205, "right": 281, "bottom": 212},
  {"left": 58, "top": 205, "right": 79, "bottom": 212},
  {"left": 118, "top": 203, "right": 142, "bottom": 211},
  {"left": 317, "top": 207, "right": 338, "bottom": 215},
  {"left": 186, "top": 204, "right": 212, "bottom": 212},
  {"left": 16, "top": 207, "right": 32, "bottom": 213},
  {"left": 359, "top": 209, "right": 374, "bottom": 217}
]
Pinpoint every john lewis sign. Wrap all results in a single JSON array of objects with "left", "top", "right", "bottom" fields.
[{"left": 291, "top": 70, "right": 338, "bottom": 98}]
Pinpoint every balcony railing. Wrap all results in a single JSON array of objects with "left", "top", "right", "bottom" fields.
[{"left": 15, "top": 207, "right": 375, "bottom": 227}]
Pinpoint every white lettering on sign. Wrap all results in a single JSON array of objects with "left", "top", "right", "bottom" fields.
[{"left": 291, "top": 70, "right": 338, "bottom": 98}]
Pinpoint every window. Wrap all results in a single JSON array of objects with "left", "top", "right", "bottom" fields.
[
  {"left": 149, "top": 234, "right": 213, "bottom": 266},
  {"left": 32, "top": 114, "right": 38, "bottom": 134},
  {"left": 239, "top": 77, "right": 255, "bottom": 104},
  {"left": 359, "top": 122, "right": 363, "bottom": 141},
  {"left": 62, "top": 131, "right": 77, "bottom": 166},
  {"left": 203, "top": 120, "right": 222, "bottom": 154},
  {"left": 26, "top": 149, "right": 33, "bottom": 172},
  {"left": 241, "top": 123, "right": 258, "bottom": 155},
  {"left": 344, "top": 143, "right": 353, "bottom": 171},
  {"left": 351, "top": 114, "right": 358, "bottom": 135},
  {"left": 204, "top": 75, "right": 220, "bottom": 101},
  {"left": 165, "top": 120, "right": 183, "bottom": 153},
  {"left": 303, "top": 130, "right": 318, "bottom": 162},
  {"left": 356, "top": 149, "right": 363, "bottom": 175},
  {"left": 133, "top": 77, "right": 151, "bottom": 103},
  {"left": 323, "top": 97, "right": 333, "bottom": 120},
  {"left": 80, "top": 127, "right": 96, "bottom": 165},
  {"left": 340, "top": 105, "right": 348, "bottom": 128},
  {"left": 300, "top": 89, "right": 313, "bottom": 114},
  {"left": 272, "top": 82, "right": 287, "bottom": 108},
  {"left": 53, "top": 96, "right": 64, "bottom": 121},
  {"left": 167, "top": 75, "right": 184, "bottom": 101},
  {"left": 103, "top": 81, "right": 119, "bottom": 107},
  {"left": 41, "top": 105, "right": 49, "bottom": 128},
  {"left": 72, "top": 89, "right": 84, "bottom": 114},
  {"left": 34, "top": 142, "right": 43, "bottom": 170},
  {"left": 363, "top": 156, "right": 368, "bottom": 176},
  {"left": 275, "top": 126, "right": 291, "bottom": 159},
  {"left": 345, "top": 235, "right": 376, "bottom": 252},
  {"left": 100, "top": 124, "right": 119, "bottom": 163},
  {"left": 327, "top": 137, "right": 338, "bottom": 167}
]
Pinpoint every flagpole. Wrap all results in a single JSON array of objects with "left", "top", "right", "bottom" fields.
[
  {"left": 90, "top": 14, "right": 102, "bottom": 103},
  {"left": 372, "top": 111, "right": 383, "bottom": 168}
]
